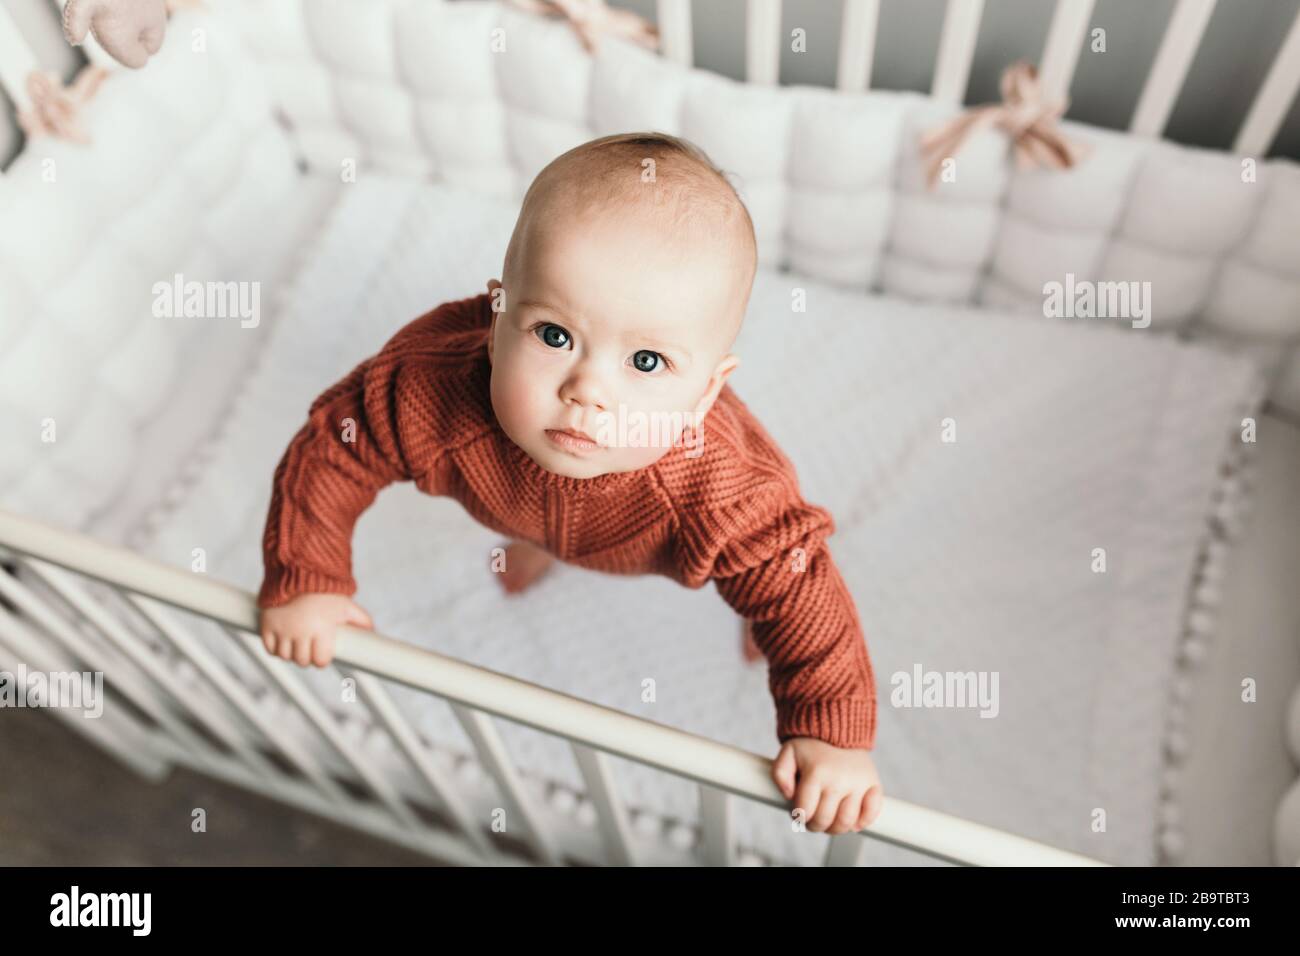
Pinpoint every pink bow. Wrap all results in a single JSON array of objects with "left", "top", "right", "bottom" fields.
[
  {"left": 506, "top": 0, "right": 658, "bottom": 54},
  {"left": 15, "top": 66, "right": 110, "bottom": 143},
  {"left": 919, "top": 61, "right": 1088, "bottom": 188}
]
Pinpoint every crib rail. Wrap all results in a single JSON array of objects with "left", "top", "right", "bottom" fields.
[{"left": 0, "top": 507, "right": 1108, "bottom": 867}]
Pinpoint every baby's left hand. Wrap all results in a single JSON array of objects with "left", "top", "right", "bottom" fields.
[{"left": 771, "top": 737, "right": 884, "bottom": 834}]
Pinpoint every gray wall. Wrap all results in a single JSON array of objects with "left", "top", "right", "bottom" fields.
[{"left": 2, "top": 0, "right": 1298, "bottom": 168}]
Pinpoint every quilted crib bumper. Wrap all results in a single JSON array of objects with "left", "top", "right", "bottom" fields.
[{"left": 220, "top": 0, "right": 1300, "bottom": 381}]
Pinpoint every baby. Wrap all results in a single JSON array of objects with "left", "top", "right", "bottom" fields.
[{"left": 256, "top": 132, "right": 883, "bottom": 837}]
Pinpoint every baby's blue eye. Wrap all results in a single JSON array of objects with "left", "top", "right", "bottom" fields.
[
  {"left": 632, "top": 350, "right": 664, "bottom": 373},
  {"left": 536, "top": 323, "right": 569, "bottom": 348}
]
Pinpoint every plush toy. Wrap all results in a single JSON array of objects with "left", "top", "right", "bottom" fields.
[{"left": 62, "top": 0, "right": 169, "bottom": 69}]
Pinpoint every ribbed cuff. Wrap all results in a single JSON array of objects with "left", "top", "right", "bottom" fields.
[
  {"left": 257, "top": 565, "right": 356, "bottom": 609},
  {"left": 776, "top": 696, "right": 876, "bottom": 751}
]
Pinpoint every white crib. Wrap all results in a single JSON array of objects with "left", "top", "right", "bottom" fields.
[{"left": 0, "top": 0, "right": 1298, "bottom": 867}]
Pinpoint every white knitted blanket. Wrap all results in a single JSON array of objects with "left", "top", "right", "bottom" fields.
[{"left": 131, "top": 175, "right": 1265, "bottom": 866}]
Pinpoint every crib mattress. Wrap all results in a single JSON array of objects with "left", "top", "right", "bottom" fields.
[{"left": 125, "top": 174, "right": 1293, "bottom": 866}]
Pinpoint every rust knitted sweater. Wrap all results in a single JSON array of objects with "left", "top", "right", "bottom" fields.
[{"left": 257, "top": 293, "right": 877, "bottom": 750}]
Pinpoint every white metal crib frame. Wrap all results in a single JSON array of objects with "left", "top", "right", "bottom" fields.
[
  {"left": 2, "top": 0, "right": 1298, "bottom": 866},
  {"left": 0, "top": 507, "right": 1106, "bottom": 866}
]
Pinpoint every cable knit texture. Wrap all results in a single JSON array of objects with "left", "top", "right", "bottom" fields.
[{"left": 257, "top": 292, "right": 876, "bottom": 750}]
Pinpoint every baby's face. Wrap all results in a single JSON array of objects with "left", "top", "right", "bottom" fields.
[{"left": 487, "top": 208, "right": 745, "bottom": 479}]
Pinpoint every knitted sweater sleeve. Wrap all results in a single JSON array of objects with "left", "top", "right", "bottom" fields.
[
  {"left": 680, "top": 486, "right": 877, "bottom": 751},
  {"left": 256, "top": 338, "right": 438, "bottom": 610}
]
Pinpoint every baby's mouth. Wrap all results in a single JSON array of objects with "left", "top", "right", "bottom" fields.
[{"left": 545, "top": 428, "right": 602, "bottom": 453}]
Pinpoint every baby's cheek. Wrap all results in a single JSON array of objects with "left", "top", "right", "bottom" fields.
[
  {"left": 495, "top": 362, "right": 534, "bottom": 413},
  {"left": 521, "top": 373, "right": 555, "bottom": 422},
  {"left": 490, "top": 368, "right": 526, "bottom": 433}
]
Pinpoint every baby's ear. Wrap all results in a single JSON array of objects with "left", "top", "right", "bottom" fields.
[
  {"left": 714, "top": 353, "right": 741, "bottom": 389},
  {"left": 693, "top": 354, "right": 741, "bottom": 419}
]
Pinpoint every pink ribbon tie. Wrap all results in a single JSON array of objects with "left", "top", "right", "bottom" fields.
[
  {"left": 919, "top": 60, "right": 1088, "bottom": 188},
  {"left": 15, "top": 66, "right": 110, "bottom": 143}
]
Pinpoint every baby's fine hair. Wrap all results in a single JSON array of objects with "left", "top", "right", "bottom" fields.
[{"left": 506, "top": 131, "right": 758, "bottom": 279}]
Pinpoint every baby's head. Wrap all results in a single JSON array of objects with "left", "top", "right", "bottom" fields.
[{"left": 485, "top": 131, "right": 757, "bottom": 479}]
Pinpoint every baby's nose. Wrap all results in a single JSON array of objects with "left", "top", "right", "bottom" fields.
[{"left": 560, "top": 373, "right": 609, "bottom": 411}]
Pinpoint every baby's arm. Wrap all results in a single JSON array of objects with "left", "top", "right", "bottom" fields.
[
  {"left": 686, "top": 487, "right": 883, "bottom": 832},
  {"left": 257, "top": 320, "right": 443, "bottom": 664},
  {"left": 259, "top": 355, "right": 410, "bottom": 606},
  {"left": 693, "top": 490, "right": 877, "bottom": 752}
]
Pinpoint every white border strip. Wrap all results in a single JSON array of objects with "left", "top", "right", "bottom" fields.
[
  {"left": 1233, "top": 6, "right": 1300, "bottom": 155},
  {"left": 1038, "top": 0, "right": 1096, "bottom": 103},
  {"left": 931, "top": 0, "right": 985, "bottom": 105},
  {"left": 745, "top": 0, "right": 782, "bottom": 86},
  {"left": 1130, "top": 0, "right": 1216, "bottom": 137},
  {"left": 656, "top": 0, "right": 693, "bottom": 67},
  {"left": 837, "top": 0, "right": 881, "bottom": 92}
]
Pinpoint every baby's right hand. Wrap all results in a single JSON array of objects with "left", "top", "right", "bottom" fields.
[{"left": 258, "top": 593, "right": 374, "bottom": 668}]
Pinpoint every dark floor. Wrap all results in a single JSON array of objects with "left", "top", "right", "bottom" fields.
[{"left": 0, "top": 704, "right": 446, "bottom": 865}]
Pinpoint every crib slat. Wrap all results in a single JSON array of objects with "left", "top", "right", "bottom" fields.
[
  {"left": 1129, "top": 0, "right": 1216, "bottom": 137},
  {"left": 931, "top": 0, "right": 985, "bottom": 105},
  {"left": 1038, "top": 0, "right": 1096, "bottom": 102},
  {"left": 0, "top": 560, "right": 223, "bottom": 762},
  {"left": 450, "top": 702, "right": 564, "bottom": 865},
  {"left": 0, "top": 603, "right": 172, "bottom": 781},
  {"left": 836, "top": 0, "right": 880, "bottom": 92},
  {"left": 570, "top": 742, "right": 638, "bottom": 865},
  {"left": 337, "top": 664, "right": 496, "bottom": 858},
  {"left": 24, "top": 558, "right": 283, "bottom": 776},
  {"left": 124, "top": 592, "right": 358, "bottom": 803},
  {"left": 656, "top": 0, "right": 693, "bottom": 67},
  {"left": 745, "top": 0, "right": 782, "bottom": 86},
  {"left": 1233, "top": 6, "right": 1300, "bottom": 155},
  {"left": 228, "top": 625, "right": 425, "bottom": 830},
  {"left": 699, "top": 784, "right": 734, "bottom": 865},
  {"left": 824, "top": 833, "right": 867, "bottom": 866},
  {"left": 0, "top": 2, "right": 40, "bottom": 112}
]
